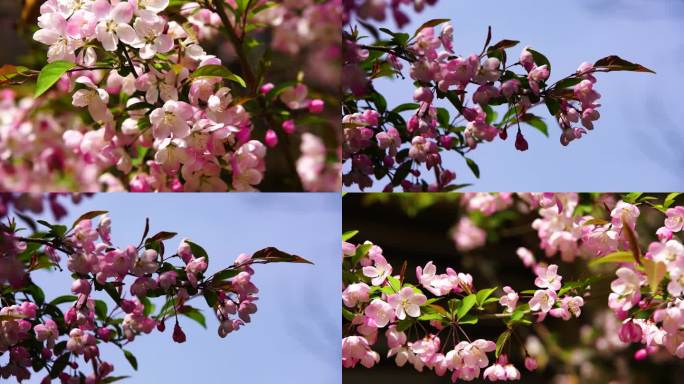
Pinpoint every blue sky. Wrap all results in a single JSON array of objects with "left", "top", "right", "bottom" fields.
[
  {"left": 346, "top": 0, "right": 684, "bottom": 191},
  {"left": 15, "top": 193, "right": 340, "bottom": 384}
]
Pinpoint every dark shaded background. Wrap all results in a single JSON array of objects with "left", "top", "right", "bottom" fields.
[{"left": 343, "top": 193, "right": 684, "bottom": 384}]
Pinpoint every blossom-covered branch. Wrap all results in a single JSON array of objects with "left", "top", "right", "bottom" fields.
[
  {"left": 0, "top": 0, "right": 341, "bottom": 192},
  {"left": 0, "top": 208, "right": 312, "bottom": 382},
  {"left": 343, "top": 7, "right": 653, "bottom": 191}
]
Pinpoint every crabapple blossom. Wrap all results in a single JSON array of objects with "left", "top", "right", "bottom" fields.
[
  {"left": 387, "top": 287, "right": 427, "bottom": 320},
  {"left": 0, "top": 206, "right": 309, "bottom": 382},
  {"left": 534, "top": 264, "right": 562, "bottom": 291},
  {"left": 665, "top": 207, "right": 684, "bottom": 232},
  {"left": 343, "top": 9, "right": 652, "bottom": 191},
  {"left": 362, "top": 254, "right": 393, "bottom": 286},
  {"left": 608, "top": 267, "right": 642, "bottom": 312},
  {"left": 9, "top": 0, "right": 342, "bottom": 192},
  {"left": 499, "top": 286, "right": 519, "bottom": 313},
  {"left": 343, "top": 283, "right": 371, "bottom": 308},
  {"left": 529, "top": 289, "right": 557, "bottom": 314}
]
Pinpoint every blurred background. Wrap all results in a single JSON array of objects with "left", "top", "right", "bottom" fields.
[
  {"left": 3, "top": 193, "right": 341, "bottom": 384},
  {"left": 343, "top": 193, "right": 684, "bottom": 384},
  {"left": 345, "top": 0, "right": 684, "bottom": 191}
]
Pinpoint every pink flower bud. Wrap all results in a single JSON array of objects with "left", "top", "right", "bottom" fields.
[
  {"left": 515, "top": 130, "right": 529, "bottom": 151},
  {"left": 413, "top": 87, "right": 433, "bottom": 103},
  {"left": 264, "top": 129, "right": 278, "bottom": 148},
  {"left": 71, "top": 279, "right": 91, "bottom": 296},
  {"left": 120, "top": 299, "right": 136, "bottom": 314},
  {"left": 308, "top": 99, "right": 324, "bottom": 113},
  {"left": 524, "top": 356, "right": 538, "bottom": 371},
  {"left": 619, "top": 320, "right": 643, "bottom": 343},
  {"left": 173, "top": 322, "right": 186, "bottom": 343},
  {"left": 282, "top": 119, "right": 296, "bottom": 135},
  {"left": 260, "top": 83, "right": 274, "bottom": 94}
]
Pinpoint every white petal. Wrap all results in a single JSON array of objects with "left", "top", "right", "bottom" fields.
[
  {"left": 139, "top": 44, "right": 156, "bottom": 60},
  {"left": 33, "top": 29, "right": 60, "bottom": 45},
  {"left": 154, "top": 35, "right": 174, "bottom": 54},
  {"left": 116, "top": 24, "right": 138, "bottom": 45},
  {"left": 96, "top": 25, "right": 118, "bottom": 51}
]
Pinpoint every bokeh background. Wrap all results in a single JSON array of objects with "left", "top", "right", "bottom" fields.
[
  {"left": 345, "top": 0, "right": 684, "bottom": 191},
  {"left": 343, "top": 193, "right": 684, "bottom": 384},
  {"left": 4, "top": 193, "right": 341, "bottom": 384}
]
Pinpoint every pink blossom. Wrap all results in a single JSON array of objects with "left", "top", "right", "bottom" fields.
[
  {"left": 149, "top": 100, "right": 194, "bottom": 139},
  {"left": 388, "top": 287, "right": 427, "bottom": 320},
  {"left": 362, "top": 254, "right": 393, "bottom": 286},
  {"left": 529, "top": 289, "right": 557, "bottom": 314},
  {"left": 94, "top": 1, "right": 137, "bottom": 51},
  {"left": 343, "top": 283, "right": 371, "bottom": 308},
  {"left": 534, "top": 264, "right": 562, "bottom": 291},
  {"left": 665, "top": 206, "right": 684, "bottom": 232},
  {"left": 609, "top": 267, "right": 642, "bottom": 312},
  {"left": 364, "top": 299, "right": 394, "bottom": 328},
  {"left": 452, "top": 217, "right": 486, "bottom": 252},
  {"left": 499, "top": 286, "right": 518, "bottom": 313}
]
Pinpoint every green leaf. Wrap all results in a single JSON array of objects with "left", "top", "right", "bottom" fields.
[
  {"left": 553, "top": 77, "right": 583, "bottom": 90},
  {"left": 495, "top": 330, "right": 511, "bottom": 358},
  {"left": 252, "top": 247, "right": 313, "bottom": 264},
  {"left": 26, "top": 284, "right": 45, "bottom": 306},
  {"left": 457, "top": 294, "right": 477, "bottom": 320},
  {"left": 436, "top": 107, "right": 450, "bottom": 128},
  {"left": 465, "top": 158, "right": 480, "bottom": 179},
  {"left": 488, "top": 39, "right": 520, "bottom": 52},
  {"left": 594, "top": 55, "right": 655, "bottom": 74},
  {"left": 391, "top": 103, "right": 420, "bottom": 113},
  {"left": 190, "top": 65, "right": 246, "bottom": 87},
  {"left": 387, "top": 276, "right": 401, "bottom": 292},
  {"left": 181, "top": 307, "right": 207, "bottom": 328},
  {"left": 396, "top": 318, "right": 413, "bottom": 332},
  {"left": 644, "top": 259, "right": 666, "bottom": 294},
  {"left": 663, "top": 193, "right": 682, "bottom": 209},
  {"left": 342, "top": 307, "right": 355, "bottom": 322},
  {"left": 351, "top": 243, "right": 373, "bottom": 265},
  {"left": 50, "top": 353, "right": 71, "bottom": 378},
  {"left": 476, "top": 287, "right": 498, "bottom": 307},
  {"left": 521, "top": 114, "right": 548, "bottom": 137},
  {"left": 101, "top": 376, "right": 131, "bottom": 383},
  {"left": 622, "top": 192, "right": 643, "bottom": 204},
  {"left": 212, "top": 269, "right": 239, "bottom": 282},
  {"left": 50, "top": 295, "right": 78, "bottom": 306},
  {"left": 527, "top": 49, "right": 550, "bottom": 72},
  {"left": 413, "top": 18, "right": 451, "bottom": 36},
  {"left": 186, "top": 241, "right": 208, "bottom": 261},
  {"left": 94, "top": 300, "right": 108, "bottom": 320},
  {"left": 123, "top": 349, "right": 138, "bottom": 370},
  {"left": 35, "top": 60, "right": 75, "bottom": 98},
  {"left": 71, "top": 210, "right": 108, "bottom": 230},
  {"left": 392, "top": 161, "right": 413, "bottom": 186},
  {"left": 146, "top": 231, "right": 178, "bottom": 244},
  {"left": 544, "top": 97, "right": 560, "bottom": 116},
  {"left": 458, "top": 313, "right": 479, "bottom": 325},
  {"left": 588, "top": 251, "right": 634, "bottom": 267},
  {"left": 203, "top": 291, "right": 218, "bottom": 308},
  {"left": 342, "top": 230, "right": 359, "bottom": 242}
]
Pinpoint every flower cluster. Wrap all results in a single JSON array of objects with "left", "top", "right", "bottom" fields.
[
  {"left": 342, "top": 14, "right": 652, "bottom": 191},
  {"left": 1, "top": 0, "right": 341, "bottom": 192},
  {"left": 342, "top": 234, "right": 588, "bottom": 381},
  {"left": 602, "top": 203, "right": 684, "bottom": 360},
  {"left": 0, "top": 209, "right": 309, "bottom": 382},
  {"left": 457, "top": 193, "right": 684, "bottom": 361}
]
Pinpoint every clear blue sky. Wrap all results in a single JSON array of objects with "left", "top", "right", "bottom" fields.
[
  {"left": 17, "top": 193, "right": 340, "bottom": 384},
  {"left": 346, "top": 0, "right": 684, "bottom": 191}
]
